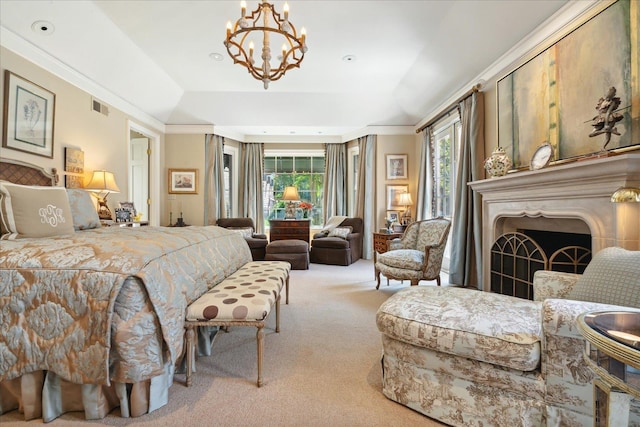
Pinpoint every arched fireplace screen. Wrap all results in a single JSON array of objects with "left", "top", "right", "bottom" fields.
[{"left": 490, "top": 232, "right": 591, "bottom": 300}]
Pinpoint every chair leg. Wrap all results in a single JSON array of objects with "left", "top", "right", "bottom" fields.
[
  {"left": 436, "top": 275, "right": 441, "bottom": 286},
  {"left": 375, "top": 269, "right": 382, "bottom": 290},
  {"left": 411, "top": 279, "right": 419, "bottom": 286}
]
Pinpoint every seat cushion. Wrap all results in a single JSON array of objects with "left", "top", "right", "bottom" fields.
[
  {"left": 311, "top": 236, "right": 350, "bottom": 249},
  {"left": 266, "top": 239, "right": 309, "bottom": 254},
  {"left": 376, "top": 287, "right": 542, "bottom": 371},
  {"left": 377, "top": 249, "right": 424, "bottom": 271}
]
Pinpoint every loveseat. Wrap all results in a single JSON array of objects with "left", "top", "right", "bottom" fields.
[
  {"left": 376, "top": 247, "right": 640, "bottom": 426},
  {"left": 216, "top": 217, "right": 268, "bottom": 260}
]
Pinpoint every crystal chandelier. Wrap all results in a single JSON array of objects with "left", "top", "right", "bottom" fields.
[{"left": 225, "top": 1, "right": 308, "bottom": 89}]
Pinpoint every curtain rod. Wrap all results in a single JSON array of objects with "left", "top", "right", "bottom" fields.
[{"left": 415, "top": 83, "right": 482, "bottom": 134}]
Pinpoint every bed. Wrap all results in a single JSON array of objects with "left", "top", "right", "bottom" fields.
[{"left": 0, "top": 159, "right": 252, "bottom": 422}]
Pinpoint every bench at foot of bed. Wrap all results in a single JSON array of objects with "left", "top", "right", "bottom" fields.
[{"left": 184, "top": 261, "right": 291, "bottom": 387}]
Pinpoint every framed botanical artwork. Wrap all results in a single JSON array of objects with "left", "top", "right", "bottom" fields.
[
  {"left": 386, "top": 184, "right": 409, "bottom": 210},
  {"left": 2, "top": 71, "right": 56, "bottom": 158},
  {"left": 386, "top": 154, "right": 408, "bottom": 180},
  {"left": 168, "top": 168, "right": 198, "bottom": 194},
  {"left": 386, "top": 211, "right": 399, "bottom": 223}
]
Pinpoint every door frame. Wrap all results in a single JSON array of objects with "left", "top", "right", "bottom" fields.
[{"left": 127, "top": 120, "right": 160, "bottom": 226}]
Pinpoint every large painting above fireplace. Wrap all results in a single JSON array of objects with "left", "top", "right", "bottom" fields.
[{"left": 497, "top": 0, "right": 639, "bottom": 170}]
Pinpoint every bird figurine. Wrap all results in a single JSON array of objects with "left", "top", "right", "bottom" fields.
[{"left": 588, "top": 86, "right": 624, "bottom": 149}]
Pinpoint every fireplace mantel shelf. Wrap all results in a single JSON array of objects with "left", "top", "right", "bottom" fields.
[{"left": 470, "top": 153, "right": 640, "bottom": 201}]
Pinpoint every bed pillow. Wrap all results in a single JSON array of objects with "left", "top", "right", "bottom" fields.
[
  {"left": 0, "top": 181, "right": 75, "bottom": 240},
  {"left": 328, "top": 226, "right": 352, "bottom": 239},
  {"left": 567, "top": 247, "right": 640, "bottom": 308},
  {"left": 66, "top": 188, "right": 102, "bottom": 230}
]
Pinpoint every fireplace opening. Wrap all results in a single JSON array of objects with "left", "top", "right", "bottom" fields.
[{"left": 490, "top": 230, "right": 591, "bottom": 300}]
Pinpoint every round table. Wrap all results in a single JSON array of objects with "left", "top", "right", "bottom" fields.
[{"left": 577, "top": 310, "right": 640, "bottom": 426}]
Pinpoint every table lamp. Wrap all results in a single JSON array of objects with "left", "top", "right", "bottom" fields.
[
  {"left": 282, "top": 186, "right": 300, "bottom": 219},
  {"left": 399, "top": 192, "right": 413, "bottom": 225},
  {"left": 84, "top": 170, "right": 120, "bottom": 220}
]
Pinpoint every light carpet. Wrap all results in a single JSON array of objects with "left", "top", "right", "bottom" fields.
[{"left": 1, "top": 259, "right": 448, "bottom": 427}]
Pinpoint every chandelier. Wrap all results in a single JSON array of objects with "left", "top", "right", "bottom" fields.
[{"left": 224, "top": 1, "right": 307, "bottom": 89}]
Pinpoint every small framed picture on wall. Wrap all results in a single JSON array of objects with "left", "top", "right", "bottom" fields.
[
  {"left": 168, "top": 168, "right": 198, "bottom": 194},
  {"left": 386, "top": 154, "right": 408, "bottom": 180},
  {"left": 386, "top": 184, "right": 409, "bottom": 210}
]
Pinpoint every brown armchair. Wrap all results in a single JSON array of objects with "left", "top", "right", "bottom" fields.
[
  {"left": 216, "top": 217, "right": 268, "bottom": 261},
  {"left": 309, "top": 217, "right": 363, "bottom": 266}
]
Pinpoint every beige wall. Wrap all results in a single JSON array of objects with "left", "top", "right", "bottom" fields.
[
  {"left": 375, "top": 134, "right": 420, "bottom": 231},
  {"left": 0, "top": 47, "right": 166, "bottom": 223},
  {"left": 164, "top": 134, "right": 206, "bottom": 226}
]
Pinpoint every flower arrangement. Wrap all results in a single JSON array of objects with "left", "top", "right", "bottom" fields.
[{"left": 298, "top": 202, "right": 313, "bottom": 218}]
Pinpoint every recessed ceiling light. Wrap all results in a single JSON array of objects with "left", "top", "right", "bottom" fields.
[
  {"left": 342, "top": 54, "right": 356, "bottom": 62},
  {"left": 31, "top": 20, "right": 55, "bottom": 35},
  {"left": 209, "top": 52, "right": 224, "bottom": 61}
]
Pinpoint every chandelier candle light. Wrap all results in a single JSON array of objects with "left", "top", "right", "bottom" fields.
[{"left": 225, "top": 1, "right": 308, "bottom": 89}]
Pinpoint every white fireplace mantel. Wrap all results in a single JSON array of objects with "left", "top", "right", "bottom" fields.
[{"left": 469, "top": 153, "right": 640, "bottom": 290}]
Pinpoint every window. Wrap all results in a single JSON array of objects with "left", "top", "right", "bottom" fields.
[
  {"left": 223, "top": 144, "right": 239, "bottom": 218},
  {"left": 433, "top": 114, "right": 461, "bottom": 218},
  {"left": 263, "top": 152, "right": 324, "bottom": 227},
  {"left": 432, "top": 113, "right": 461, "bottom": 271}
]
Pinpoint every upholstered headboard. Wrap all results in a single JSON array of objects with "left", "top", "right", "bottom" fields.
[{"left": 0, "top": 158, "right": 58, "bottom": 186}]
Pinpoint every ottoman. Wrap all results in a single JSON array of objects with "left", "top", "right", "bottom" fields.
[{"left": 265, "top": 239, "right": 310, "bottom": 270}]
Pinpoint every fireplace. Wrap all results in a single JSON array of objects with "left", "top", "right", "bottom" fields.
[{"left": 469, "top": 153, "right": 640, "bottom": 292}]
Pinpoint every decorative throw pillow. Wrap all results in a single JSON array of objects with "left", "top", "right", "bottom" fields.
[
  {"left": 228, "top": 227, "right": 254, "bottom": 239},
  {"left": 567, "top": 247, "right": 640, "bottom": 308},
  {"left": 328, "top": 226, "right": 352, "bottom": 239},
  {"left": 66, "top": 188, "right": 101, "bottom": 230},
  {"left": 0, "top": 182, "right": 75, "bottom": 240}
]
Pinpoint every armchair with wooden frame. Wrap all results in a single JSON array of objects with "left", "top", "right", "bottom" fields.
[{"left": 374, "top": 217, "right": 451, "bottom": 289}]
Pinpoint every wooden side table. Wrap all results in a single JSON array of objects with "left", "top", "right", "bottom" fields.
[
  {"left": 577, "top": 311, "right": 640, "bottom": 426},
  {"left": 269, "top": 219, "right": 310, "bottom": 243},
  {"left": 373, "top": 232, "right": 403, "bottom": 277}
]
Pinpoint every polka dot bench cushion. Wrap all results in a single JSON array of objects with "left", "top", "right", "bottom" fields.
[
  {"left": 186, "top": 261, "right": 291, "bottom": 321},
  {"left": 184, "top": 260, "right": 291, "bottom": 388}
]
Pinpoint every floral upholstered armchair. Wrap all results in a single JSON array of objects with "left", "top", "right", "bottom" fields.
[
  {"left": 374, "top": 217, "right": 451, "bottom": 289},
  {"left": 376, "top": 247, "right": 640, "bottom": 426}
]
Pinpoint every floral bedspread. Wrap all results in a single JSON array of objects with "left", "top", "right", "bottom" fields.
[{"left": 0, "top": 226, "right": 251, "bottom": 385}]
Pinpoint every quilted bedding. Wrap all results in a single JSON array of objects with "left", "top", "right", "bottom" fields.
[{"left": 0, "top": 225, "right": 252, "bottom": 386}]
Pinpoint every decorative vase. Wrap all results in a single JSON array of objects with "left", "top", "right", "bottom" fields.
[{"left": 484, "top": 147, "right": 512, "bottom": 178}]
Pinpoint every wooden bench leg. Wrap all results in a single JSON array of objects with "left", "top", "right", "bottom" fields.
[
  {"left": 185, "top": 325, "right": 195, "bottom": 387},
  {"left": 256, "top": 324, "right": 264, "bottom": 387},
  {"left": 275, "top": 295, "right": 281, "bottom": 333},
  {"left": 285, "top": 275, "right": 289, "bottom": 304}
]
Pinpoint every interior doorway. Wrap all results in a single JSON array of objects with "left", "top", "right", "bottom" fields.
[{"left": 127, "top": 121, "right": 160, "bottom": 225}]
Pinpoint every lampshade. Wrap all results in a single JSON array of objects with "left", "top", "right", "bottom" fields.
[
  {"left": 84, "top": 170, "right": 121, "bottom": 193},
  {"left": 398, "top": 192, "right": 413, "bottom": 206},
  {"left": 610, "top": 187, "right": 640, "bottom": 203},
  {"left": 282, "top": 186, "right": 300, "bottom": 201}
]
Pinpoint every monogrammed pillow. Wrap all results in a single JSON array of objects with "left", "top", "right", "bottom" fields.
[
  {"left": 0, "top": 182, "right": 75, "bottom": 240},
  {"left": 328, "top": 226, "right": 352, "bottom": 239}
]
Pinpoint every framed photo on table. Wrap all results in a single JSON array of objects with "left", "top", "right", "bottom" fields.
[
  {"left": 2, "top": 71, "right": 56, "bottom": 158},
  {"left": 386, "top": 184, "right": 409, "bottom": 210},
  {"left": 386, "top": 211, "right": 399, "bottom": 223},
  {"left": 386, "top": 154, "right": 408, "bottom": 180},
  {"left": 168, "top": 168, "right": 198, "bottom": 194}
]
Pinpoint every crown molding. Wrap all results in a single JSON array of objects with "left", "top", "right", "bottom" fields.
[
  {"left": 414, "top": 0, "right": 600, "bottom": 132},
  {"left": 165, "top": 124, "right": 215, "bottom": 135},
  {"left": 1, "top": 26, "right": 166, "bottom": 133}
]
